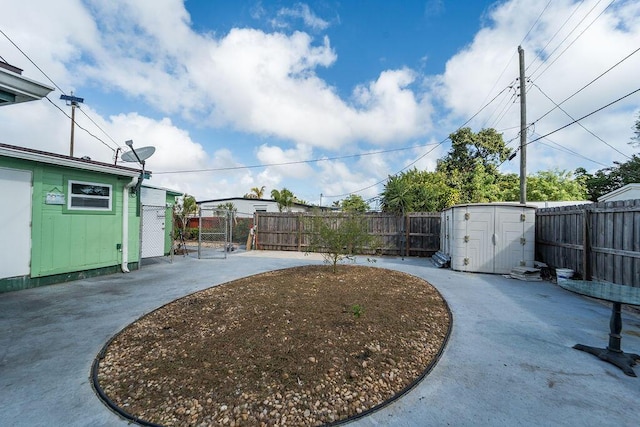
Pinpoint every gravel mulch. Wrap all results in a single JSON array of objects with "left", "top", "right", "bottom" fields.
[{"left": 95, "top": 264, "right": 451, "bottom": 426}]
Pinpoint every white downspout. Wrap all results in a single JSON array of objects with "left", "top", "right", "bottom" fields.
[{"left": 122, "top": 177, "right": 139, "bottom": 273}]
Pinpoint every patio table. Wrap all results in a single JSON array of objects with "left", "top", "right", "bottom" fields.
[{"left": 559, "top": 279, "right": 640, "bottom": 377}]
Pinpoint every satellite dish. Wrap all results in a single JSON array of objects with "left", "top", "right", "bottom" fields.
[{"left": 121, "top": 146, "right": 156, "bottom": 163}]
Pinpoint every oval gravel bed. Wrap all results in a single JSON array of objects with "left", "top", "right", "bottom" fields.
[{"left": 94, "top": 264, "right": 451, "bottom": 426}]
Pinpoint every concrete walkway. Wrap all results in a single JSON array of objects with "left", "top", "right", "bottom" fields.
[{"left": 1, "top": 251, "right": 639, "bottom": 426}]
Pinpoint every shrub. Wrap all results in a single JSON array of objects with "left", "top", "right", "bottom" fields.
[{"left": 306, "top": 213, "right": 381, "bottom": 273}]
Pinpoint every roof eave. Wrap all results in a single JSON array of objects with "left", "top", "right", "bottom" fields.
[
  {"left": 0, "top": 144, "right": 141, "bottom": 177},
  {"left": 0, "top": 67, "right": 55, "bottom": 105}
]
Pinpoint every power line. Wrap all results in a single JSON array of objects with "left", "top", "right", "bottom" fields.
[
  {"left": 534, "top": 134, "right": 610, "bottom": 167},
  {"left": 530, "top": 81, "right": 632, "bottom": 159},
  {"left": 44, "top": 96, "right": 117, "bottom": 153},
  {"left": 499, "top": 86, "right": 638, "bottom": 169},
  {"left": 0, "top": 28, "right": 65, "bottom": 94},
  {"left": 525, "top": 0, "right": 586, "bottom": 73},
  {"left": 474, "top": 0, "right": 553, "bottom": 119},
  {"left": 481, "top": 80, "right": 517, "bottom": 129},
  {"left": 530, "top": 0, "right": 614, "bottom": 80},
  {"left": 521, "top": 0, "right": 553, "bottom": 44},
  {"left": 527, "top": 86, "right": 640, "bottom": 147},
  {"left": 153, "top": 142, "right": 443, "bottom": 175},
  {"left": 78, "top": 109, "right": 124, "bottom": 150},
  {"left": 321, "top": 82, "right": 518, "bottom": 199},
  {"left": 322, "top": 140, "right": 447, "bottom": 199},
  {"left": 531, "top": 45, "right": 640, "bottom": 126},
  {"left": 1, "top": 27, "right": 120, "bottom": 153}
]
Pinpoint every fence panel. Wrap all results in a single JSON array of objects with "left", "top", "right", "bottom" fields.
[
  {"left": 536, "top": 199, "right": 640, "bottom": 287},
  {"left": 407, "top": 212, "right": 441, "bottom": 257},
  {"left": 255, "top": 212, "right": 440, "bottom": 256},
  {"left": 197, "top": 208, "right": 232, "bottom": 259}
]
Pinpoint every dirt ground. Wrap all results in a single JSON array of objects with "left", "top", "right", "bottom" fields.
[{"left": 96, "top": 264, "right": 451, "bottom": 426}]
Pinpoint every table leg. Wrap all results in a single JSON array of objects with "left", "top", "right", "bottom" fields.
[{"left": 574, "top": 302, "right": 640, "bottom": 377}]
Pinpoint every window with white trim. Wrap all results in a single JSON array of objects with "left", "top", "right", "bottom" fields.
[{"left": 67, "top": 180, "right": 112, "bottom": 211}]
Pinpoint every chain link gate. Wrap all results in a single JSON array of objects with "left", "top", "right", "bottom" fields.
[
  {"left": 197, "top": 207, "right": 233, "bottom": 259},
  {"left": 140, "top": 204, "right": 171, "bottom": 267}
]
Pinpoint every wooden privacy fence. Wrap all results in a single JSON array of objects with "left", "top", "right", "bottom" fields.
[
  {"left": 536, "top": 199, "right": 640, "bottom": 287},
  {"left": 254, "top": 212, "right": 440, "bottom": 257}
]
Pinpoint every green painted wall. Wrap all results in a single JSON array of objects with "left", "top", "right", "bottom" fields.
[{"left": 0, "top": 156, "right": 140, "bottom": 283}]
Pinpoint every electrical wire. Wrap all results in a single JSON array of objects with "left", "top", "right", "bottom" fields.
[
  {"left": 1, "top": 27, "right": 121, "bottom": 153},
  {"left": 527, "top": 86, "right": 640, "bottom": 147},
  {"left": 525, "top": 0, "right": 585, "bottom": 73},
  {"left": 530, "top": 0, "right": 615, "bottom": 80},
  {"left": 77, "top": 109, "right": 123, "bottom": 148},
  {"left": 473, "top": 0, "right": 552, "bottom": 125},
  {"left": 534, "top": 134, "right": 610, "bottom": 167},
  {"left": 530, "top": 81, "right": 632, "bottom": 159},
  {"left": 44, "top": 96, "right": 117, "bottom": 153},
  {"left": 531, "top": 45, "right": 640, "bottom": 126},
  {"left": 153, "top": 142, "right": 443, "bottom": 174},
  {"left": 481, "top": 81, "right": 517, "bottom": 129},
  {"left": 0, "top": 28, "right": 65, "bottom": 94},
  {"left": 322, "top": 140, "right": 447, "bottom": 199},
  {"left": 320, "top": 82, "right": 519, "bottom": 199}
]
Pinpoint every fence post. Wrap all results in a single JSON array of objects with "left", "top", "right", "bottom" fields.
[
  {"left": 582, "top": 206, "right": 592, "bottom": 281},
  {"left": 405, "top": 214, "right": 410, "bottom": 257},
  {"left": 296, "top": 214, "right": 301, "bottom": 252},
  {"left": 197, "top": 207, "right": 202, "bottom": 259}
]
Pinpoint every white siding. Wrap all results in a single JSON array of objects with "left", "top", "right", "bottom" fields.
[{"left": 1, "top": 168, "right": 32, "bottom": 278}]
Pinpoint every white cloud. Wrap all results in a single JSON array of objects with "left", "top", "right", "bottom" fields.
[
  {"left": 436, "top": 0, "right": 640, "bottom": 175},
  {"left": 255, "top": 144, "right": 315, "bottom": 180},
  {"left": 2, "top": 0, "right": 639, "bottom": 203},
  {"left": 272, "top": 4, "right": 330, "bottom": 31}
]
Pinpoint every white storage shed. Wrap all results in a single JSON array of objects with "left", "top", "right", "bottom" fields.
[{"left": 440, "top": 203, "right": 536, "bottom": 274}]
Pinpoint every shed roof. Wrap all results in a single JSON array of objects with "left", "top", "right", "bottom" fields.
[
  {"left": 198, "top": 196, "right": 313, "bottom": 208},
  {"left": 597, "top": 183, "right": 640, "bottom": 202},
  {"left": 0, "top": 143, "right": 143, "bottom": 177}
]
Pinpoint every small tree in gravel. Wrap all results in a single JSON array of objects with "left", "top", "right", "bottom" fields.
[{"left": 307, "top": 212, "right": 380, "bottom": 273}]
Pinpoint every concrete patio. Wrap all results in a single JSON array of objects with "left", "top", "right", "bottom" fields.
[{"left": 1, "top": 251, "right": 639, "bottom": 426}]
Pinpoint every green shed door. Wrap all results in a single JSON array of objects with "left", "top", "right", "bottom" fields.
[{"left": 1, "top": 168, "right": 32, "bottom": 279}]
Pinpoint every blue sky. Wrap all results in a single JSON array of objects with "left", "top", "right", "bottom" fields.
[{"left": 1, "top": 0, "right": 639, "bottom": 210}]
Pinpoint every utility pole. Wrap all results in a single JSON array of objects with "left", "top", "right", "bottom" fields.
[
  {"left": 518, "top": 46, "right": 527, "bottom": 205},
  {"left": 60, "top": 92, "right": 84, "bottom": 157}
]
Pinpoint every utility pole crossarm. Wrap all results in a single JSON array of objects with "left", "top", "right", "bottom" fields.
[{"left": 60, "top": 93, "right": 84, "bottom": 157}]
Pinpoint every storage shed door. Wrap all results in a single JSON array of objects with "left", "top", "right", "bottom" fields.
[
  {"left": 493, "top": 206, "right": 535, "bottom": 273},
  {"left": 1, "top": 168, "right": 32, "bottom": 279},
  {"left": 494, "top": 207, "right": 524, "bottom": 274},
  {"left": 464, "top": 207, "right": 495, "bottom": 273}
]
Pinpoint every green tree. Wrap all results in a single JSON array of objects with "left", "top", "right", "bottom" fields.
[
  {"left": 499, "top": 169, "right": 588, "bottom": 201},
  {"left": 438, "top": 127, "right": 511, "bottom": 176},
  {"left": 173, "top": 194, "right": 197, "bottom": 237},
  {"left": 577, "top": 155, "right": 640, "bottom": 201},
  {"left": 380, "top": 168, "right": 459, "bottom": 213},
  {"left": 216, "top": 202, "right": 237, "bottom": 215},
  {"left": 527, "top": 169, "right": 588, "bottom": 201},
  {"left": 307, "top": 212, "right": 380, "bottom": 273},
  {"left": 270, "top": 188, "right": 295, "bottom": 212},
  {"left": 244, "top": 186, "right": 266, "bottom": 199},
  {"left": 340, "top": 194, "right": 369, "bottom": 213},
  {"left": 436, "top": 127, "right": 511, "bottom": 203}
]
